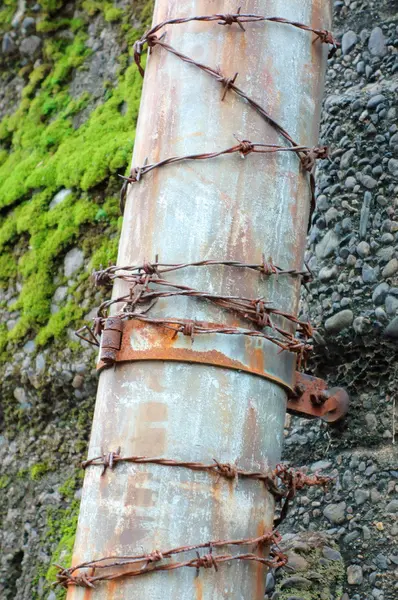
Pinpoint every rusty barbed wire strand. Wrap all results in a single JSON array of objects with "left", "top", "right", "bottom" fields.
[
  {"left": 94, "top": 271, "right": 312, "bottom": 336},
  {"left": 120, "top": 141, "right": 327, "bottom": 185},
  {"left": 93, "top": 256, "right": 312, "bottom": 287},
  {"left": 123, "top": 33, "right": 329, "bottom": 215},
  {"left": 273, "top": 464, "right": 332, "bottom": 526},
  {"left": 55, "top": 461, "right": 331, "bottom": 588},
  {"left": 133, "top": 9, "right": 339, "bottom": 77},
  {"left": 119, "top": 137, "right": 328, "bottom": 212},
  {"left": 82, "top": 450, "right": 282, "bottom": 496},
  {"left": 81, "top": 451, "right": 331, "bottom": 503},
  {"left": 55, "top": 530, "right": 286, "bottom": 588}
]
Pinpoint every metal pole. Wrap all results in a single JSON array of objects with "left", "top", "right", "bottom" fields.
[{"left": 68, "top": 1, "right": 332, "bottom": 598}]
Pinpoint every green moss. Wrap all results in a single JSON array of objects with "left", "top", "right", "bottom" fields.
[
  {"left": 0, "top": 251, "right": 17, "bottom": 286},
  {"left": 104, "top": 6, "right": 124, "bottom": 22},
  {"left": 37, "top": 471, "right": 83, "bottom": 599},
  {"left": 0, "top": 474, "right": 10, "bottom": 489},
  {"left": 36, "top": 18, "right": 71, "bottom": 33},
  {"left": 40, "top": 0, "right": 64, "bottom": 12},
  {"left": 276, "top": 547, "right": 345, "bottom": 600},
  {"left": 0, "top": 0, "right": 17, "bottom": 30},
  {"left": 30, "top": 461, "right": 55, "bottom": 481},
  {"left": 59, "top": 472, "right": 84, "bottom": 498},
  {"left": 0, "top": 0, "right": 151, "bottom": 355},
  {"left": 82, "top": 1, "right": 123, "bottom": 21}
]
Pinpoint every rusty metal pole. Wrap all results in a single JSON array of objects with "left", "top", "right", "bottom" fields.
[{"left": 68, "top": 1, "right": 332, "bottom": 598}]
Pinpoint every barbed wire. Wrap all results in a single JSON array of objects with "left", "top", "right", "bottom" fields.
[
  {"left": 119, "top": 137, "right": 327, "bottom": 213},
  {"left": 133, "top": 9, "right": 339, "bottom": 78},
  {"left": 55, "top": 530, "right": 285, "bottom": 588},
  {"left": 93, "top": 256, "right": 312, "bottom": 287},
  {"left": 121, "top": 12, "right": 335, "bottom": 214}
]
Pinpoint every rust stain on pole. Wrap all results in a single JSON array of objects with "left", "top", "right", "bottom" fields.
[{"left": 67, "top": 1, "right": 332, "bottom": 598}]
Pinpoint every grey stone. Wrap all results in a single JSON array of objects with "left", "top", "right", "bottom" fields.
[
  {"left": 341, "top": 217, "right": 353, "bottom": 232},
  {"left": 345, "top": 176, "right": 356, "bottom": 189},
  {"left": 324, "top": 310, "right": 353, "bottom": 334},
  {"left": 361, "top": 175, "right": 377, "bottom": 190},
  {"left": 363, "top": 525, "right": 371, "bottom": 540},
  {"left": 368, "top": 27, "right": 387, "bottom": 57},
  {"left": 357, "top": 241, "right": 370, "bottom": 257},
  {"left": 266, "top": 572, "right": 275, "bottom": 593},
  {"left": 22, "top": 17, "right": 36, "bottom": 33},
  {"left": 384, "top": 316, "right": 398, "bottom": 339},
  {"left": 1, "top": 33, "right": 16, "bottom": 55},
  {"left": 360, "top": 192, "right": 372, "bottom": 238},
  {"left": 370, "top": 488, "right": 381, "bottom": 503},
  {"left": 322, "top": 547, "right": 342, "bottom": 561},
  {"left": 7, "top": 319, "right": 17, "bottom": 331},
  {"left": 318, "top": 265, "right": 338, "bottom": 282},
  {"left": 365, "top": 413, "right": 378, "bottom": 430},
  {"left": 347, "top": 565, "right": 363, "bottom": 585},
  {"left": 344, "top": 530, "right": 360, "bottom": 544},
  {"left": 388, "top": 158, "right": 398, "bottom": 177},
  {"left": 377, "top": 246, "right": 394, "bottom": 263},
  {"left": 367, "top": 94, "right": 387, "bottom": 109},
  {"left": 342, "top": 469, "right": 354, "bottom": 489},
  {"left": 23, "top": 340, "right": 36, "bottom": 354},
  {"left": 381, "top": 233, "right": 394, "bottom": 246},
  {"left": 375, "top": 554, "right": 388, "bottom": 570},
  {"left": 280, "top": 577, "right": 312, "bottom": 591},
  {"left": 372, "top": 588, "right": 384, "bottom": 600},
  {"left": 310, "top": 460, "right": 332, "bottom": 472},
  {"left": 36, "top": 353, "right": 46, "bottom": 373},
  {"left": 385, "top": 295, "right": 398, "bottom": 316},
  {"left": 72, "top": 374, "right": 84, "bottom": 389},
  {"left": 316, "top": 195, "right": 329, "bottom": 211},
  {"left": 386, "top": 500, "right": 398, "bottom": 513},
  {"left": 382, "top": 259, "right": 398, "bottom": 279},
  {"left": 340, "top": 148, "right": 355, "bottom": 169},
  {"left": 342, "top": 31, "right": 358, "bottom": 55},
  {"left": 13, "top": 387, "right": 27, "bottom": 405},
  {"left": 353, "top": 316, "right": 368, "bottom": 334},
  {"left": 64, "top": 248, "right": 84, "bottom": 277},
  {"left": 372, "top": 282, "right": 389, "bottom": 306},
  {"left": 325, "top": 207, "right": 339, "bottom": 225},
  {"left": 374, "top": 306, "right": 387, "bottom": 320},
  {"left": 19, "top": 35, "right": 42, "bottom": 58},
  {"left": 354, "top": 489, "right": 369, "bottom": 505},
  {"left": 52, "top": 286, "right": 68, "bottom": 304},
  {"left": 323, "top": 502, "right": 346, "bottom": 524},
  {"left": 316, "top": 230, "right": 340, "bottom": 259},
  {"left": 362, "top": 264, "right": 377, "bottom": 283},
  {"left": 49, "top": 189, "right": 72, "bottom": 210}
]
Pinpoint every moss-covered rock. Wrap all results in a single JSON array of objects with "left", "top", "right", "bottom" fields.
[
  {"left": 273, "top": 533, "right": 345, "bottom": 600},
  {"left": 0, "top": 0, "right": 153, "bottom": 354}
]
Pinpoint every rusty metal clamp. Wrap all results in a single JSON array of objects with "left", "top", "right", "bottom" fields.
[
  {"left": 287, "top": 372, "right": 349, "bottom": 423},
  {"left": 96, "top": 320, "right": 349, "bottom": 423}
]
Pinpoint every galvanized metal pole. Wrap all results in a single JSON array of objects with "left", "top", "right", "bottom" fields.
[{"left": 68, "top": 1, "right": 332, "bottom": 599}]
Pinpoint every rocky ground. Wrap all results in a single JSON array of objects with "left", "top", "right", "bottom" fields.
[{"left": 0, "top": 1, "right": 397, "bottom": 599}]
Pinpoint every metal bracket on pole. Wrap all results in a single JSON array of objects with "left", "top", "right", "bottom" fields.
[
  {"left": 96, "top": 319, "right": 349, "bottom": 423},
  {"left": 287, "top": 372, "right": 349, "bottom": 423}
]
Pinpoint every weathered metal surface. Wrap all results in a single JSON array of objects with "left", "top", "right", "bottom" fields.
[
  {"left": 98, "top": 317, "right": 124, "bottom": 364},
  {"left": 287, "top": 372, "right": 350, "bottom": 422},
  {"left": 68, "top": 1, "right": 332, "bottom": 598},
  {"left": 97, "top": 319, "right": 296, "bottom": 393}
]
